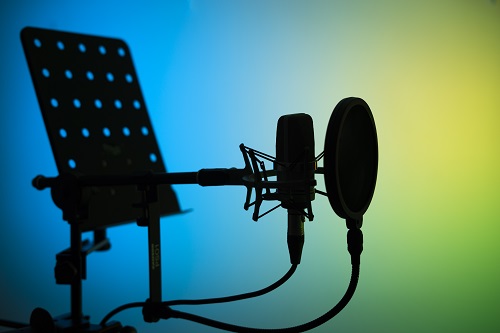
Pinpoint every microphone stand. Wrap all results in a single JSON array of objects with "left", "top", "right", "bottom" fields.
[
  {"left": 11, "top": 143, "right": 313, "bottom": 332},
  {"left": 25, "top": 146, "right": 251, "bottom": 332}
]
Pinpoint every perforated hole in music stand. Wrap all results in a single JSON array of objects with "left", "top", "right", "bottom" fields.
[{"left": 21, "top": 27, "right": 181, "bottom": 231}]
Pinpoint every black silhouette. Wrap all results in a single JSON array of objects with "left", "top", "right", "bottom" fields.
[{"left": 1, "top": 27, "right": 378, "bottom": 333}]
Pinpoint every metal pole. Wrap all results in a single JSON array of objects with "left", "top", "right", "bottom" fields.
[{"left": 70, "top": 222, "right": 83, "bottom": 324}]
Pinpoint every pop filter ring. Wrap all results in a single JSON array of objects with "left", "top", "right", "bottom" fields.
[{"left": 324, "top": 97, "right": 378, "bottom": 222}]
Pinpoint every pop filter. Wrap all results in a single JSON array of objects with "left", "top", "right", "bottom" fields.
[{"left": 323, "top": 97, "right": 378, "bottom": 222}]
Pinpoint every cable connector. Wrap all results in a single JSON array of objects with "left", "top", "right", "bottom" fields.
[{"left": 347, "top": 227, "right": 363, "bottom": 267}]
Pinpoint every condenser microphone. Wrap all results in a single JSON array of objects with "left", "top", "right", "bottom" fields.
[{"left": 276, "top": 113, "right": 316, "bottom": 265}]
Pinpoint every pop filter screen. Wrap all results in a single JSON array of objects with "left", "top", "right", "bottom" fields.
[{"left": 324, "top": 98, "right": 378, "bottom": 221}]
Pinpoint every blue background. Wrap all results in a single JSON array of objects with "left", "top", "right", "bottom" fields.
[{"left": 1, "top": 1, "right": 499, "bottom": 333}]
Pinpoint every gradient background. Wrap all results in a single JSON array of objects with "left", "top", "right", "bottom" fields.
[{"left": 1, "top": 1, "right": 499, "bottom": 332}]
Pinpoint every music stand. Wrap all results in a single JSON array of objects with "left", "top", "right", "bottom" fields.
[{"left": 9, "top": 27, "right": 184, "bottom": 332}]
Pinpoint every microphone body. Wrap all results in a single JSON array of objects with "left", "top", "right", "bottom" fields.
[{"left": 276, "top": 113, "right": 316, "bottom": 264}]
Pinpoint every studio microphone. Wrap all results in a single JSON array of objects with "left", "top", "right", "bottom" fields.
[{"left": 276, "top": 113, "right": 316, "bottom": 265}]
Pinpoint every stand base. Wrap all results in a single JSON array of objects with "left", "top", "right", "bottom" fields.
[{"left": 2, "top": 308, "right": 134, "bottom": 333}]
